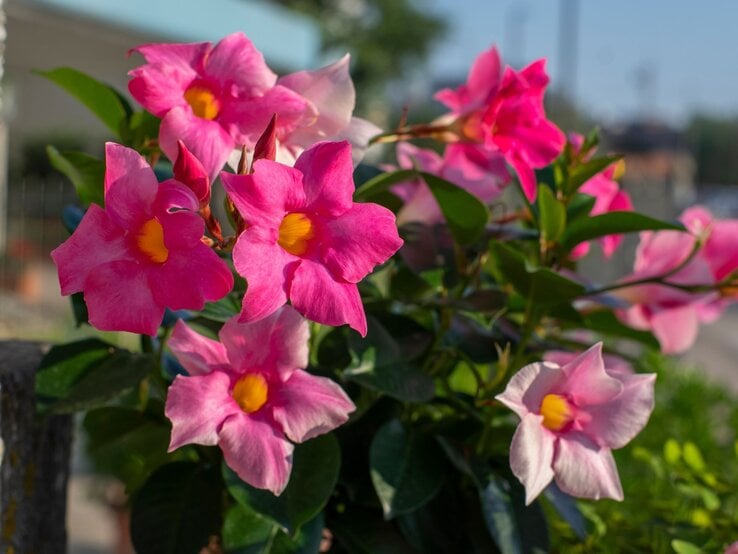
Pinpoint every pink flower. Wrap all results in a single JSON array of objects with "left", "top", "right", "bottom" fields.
[
  {"left": 129, "top": 32, "right": 310, "bottom": 180},
  {"left": 567, "top": 134, "right": 633, "bottom": 260},
  {"left": 165, "top": 307, "right": 355, "bottom": 495},
  {"left": 615, "top": 208, "right": 729, "bottom": 354},
  {"left": 495, "top": 343, "right": 656, "bottom": 504},
  {"left": 276, "top": 54, "right": 381, "bottom": 166},
  {"left": 435, "top": 46, "right": 565, "bottom": 202},
  {"left": 51, "top": 143, "right": 233, "bottom": 335},
  {"left": 391, "top": 142, "right": 509, "bottom": 226},
  {"left": 682, "top": 206, "right": 738, "bottom": 284},
  {"left": 544, "top": 350, "right": 633, "bottom": 379},
  {"left": 221, "top": 141, "right": 403, "bottom": 336},
  {"left": 724, "top": 541, "right": 738, "bottom": 554}
]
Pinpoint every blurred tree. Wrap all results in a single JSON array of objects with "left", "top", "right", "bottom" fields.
[
  {"left": 271, "top": 0, "right": 446, "bottom": 112},
  {"left": 686, "top": 114, "right": 738, "bottom": 185}
]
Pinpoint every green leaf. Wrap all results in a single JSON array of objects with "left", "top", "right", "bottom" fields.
[
  {"left": 663, "top": 439, "right": 682, "bottom": 465},
  {"left": 47, "top": 146, "right": 105, "bottom": 207},
  {"left": 489, "top": 242, "right": 585, "bottom": 306},
  {"left": 199, "top": 294, "right": 242, "bottom": 322},
  {"left": 537, "top": 185, "right": 566, "bottom": 242},
  {"left": 130, "top": 462, "right": 222, "bottom": 554},
  {"left": 224, "top": 434, "right": 340, "bottom": 534},
  {"left": 36, "top": 339, "right": 155, "bottom": 413},
  {"left": 128, "top": 110, "right": 162, "bottom": 150},
  {"left": 561, "top": 212, "right": 685, "bottom": 251},
  {"left": 479, "top": 475, "right": 521, "bottom": 554},
  {"left": 353, "top": 169, "right": 417, "bottom": 200},
  {"left": 543, "top": 484, "right": 587, "bottom": 540},
  {"left": 328, "top": 507, "right": 414, "bottom": 553},
  {"left": 420, "top": 172, "right": 489, "bottom": 245},
  {"left": 84, "top": 405, "right": 173, "bottom": 492},
  {"left": 566, "top": 193, "right": 597, "bottom": 222},
  {"left": 671, "top": 539, "right": 702, "bottom": 554},
  {"left": 683, "top": 442, "right": 706, "bottom": 473},
  {"left": 566, "top": 154, "right": 621, "bottom": 194},
  {"left": 582, "top": 310, "right": 660, "bottom": 349},
  {"left": 222, "top": 503, "right": 277, "bottom": 553},
  {"left": 37, "top": 67, "right": 130, "bottom": 135},
  {"left": 369, "top": 419, "right": 445, "bottom": 519},
  {"left": 346, "top": 318, "right": 434, "bottom": 402}
]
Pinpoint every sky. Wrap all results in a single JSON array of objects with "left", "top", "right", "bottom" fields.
[{"left": 426, "top": 0, "right": 738, "bottom": 127}]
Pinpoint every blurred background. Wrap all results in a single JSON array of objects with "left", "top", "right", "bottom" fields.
[{"left": 0, "top": 0, "right": 736, "bottom": 551}]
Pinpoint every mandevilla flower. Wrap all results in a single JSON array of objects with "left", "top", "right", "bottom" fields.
[
  {"left": 221, "top": 141, "right": 403, "bottom": 336},
  {"left": 435, "top": 46, "right": 565, "bottom": 202},
  {"left": 567, "top": 133, "right": 633, "bottom": 260},
  {"left": 165, "top": 307, "right": 355, "bottom": 494},
  {"left": 51, "top": 143, "right": 233, "bottom": 335},
  {"left": 391, "top": 142, "right": 509, "bottom": 226},
  {"left": 495, "top": 343, "right": 656, "bottom": 504},
  {"left": 129, "top": 32, "right": 310, "bottom": 179}
]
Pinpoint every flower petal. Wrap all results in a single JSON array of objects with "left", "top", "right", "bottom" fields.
[
  {"left": 582, "top": 373, "right": 656, "bottom": 449},
  {"left": 553, "top": 432, "right": 624, "bottom": 501},
  {"left": 294, "top": 141, "right": 354, "bottom": 217},
  {"left": 104, "top": 143, "right": 158, "bottom": 227},
  {"left": 84, "top": 260, "right": 164, "bottom": 335},
  {"left": 51, "top": 204, "right": 128, "bottom": 295},
  {"left": 290, "top": 259, "right": 367, "bottom": 336},
  {"left": 204, "top": 32, "right": 276, "bottom": 95},
  {"left": 218, "top": 412, "right": 294, "bottom": 495},
  {"left": 219, "top": 308, "right": 309, "bottom": 377},
  {"left": 650, "top": 304, "right": 700, "bottom": 354},
  {"left": 495, "top": 361, "right": 564, "bottom": 419},
  {"left": 557, "top": 343, "right": 623, "bottom": 406},
  {"left": 168, "top": 319, "right": 228, "bottom": 376},
  {"left": 272, "top": 369, "right": 355, "bottom": 443},
  {"left": 509, "top": 413, "right": 556, "bottom": 505},
  {"left": 321, "top": 203, "right": 403, "bottom": 283},
  {"left": 165, "top": 371, "right": 239, "bottom": 450},
  {"left": 233, "top": 226, "right": 298, "bottom": 323}
]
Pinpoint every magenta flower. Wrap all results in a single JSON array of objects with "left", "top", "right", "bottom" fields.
[
  {"left": 435, "top": 46, "right": 565, "bottom": 202},
  {"left": 495, "top": 343, "right": 656, "bottom": 504},
  {"left": 567, "top": 134, "right": 633, "bottom": 260},
  {"left": 51, "top": 143, "right": 233, "bottom": 335},
  {"left": 165, "top": 307, "right": 355, "bottom": 494},
  {"left": 129, "top": 32, "right": 310, "bottom": 179},
  {"left": 390, "top": 142, "right": 509, "bottom": 226},
  {"left": 276, "top": 54, "right": 381, "bottom": 165},
  {"left": 221, "top": 141, "right": 403, "bottom": 336},
  {"left": 682, "top": 206, "right": 738, "bottom": 284}
]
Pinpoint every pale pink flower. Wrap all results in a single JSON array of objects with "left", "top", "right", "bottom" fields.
[
  {"left": 51, "top": 143, "right": 233, "bottom": 335},
  {"left": 435, "top": 46, "right": 565, "bottom": 202},
  {"left": 390, "top": 142, "right": 509, "bottom": 226},
  {"left": 129, "top": 32, "right": 310, "bottom": 180},
  {"left": 165, "top": 307, "right": 355, "bottom": 495},
  {"left": 496, "top": 343, "right": 656, "bottom": 504},
  {"left": 682, "top": 206, "right": 738, "bottom": 284},
  {"left": 221, "top": 141, "right": 403, "bottom": 336},
  {"left": 567, "top": 134, "right": 633, "bottom": 260},
  {"left": 724, "top": 541, "right": 738, "bottom": 554},
  {"left": 544, "top": 350, "right": 633, "bottom": 379}
]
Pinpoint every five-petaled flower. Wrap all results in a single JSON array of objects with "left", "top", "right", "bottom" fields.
[
  {"left": 51, "top": 143, "right": 233, "bottom": 335},
  {"left": 222, "top": 140, "right": 403, "bottom": 336},
  {"left": 165, "top": 307, "right": 356, "bottom": 494},
  {"left": 435, "top": 45, "right": 565, "bottom": 202},
  {"left": 495, "top": 343, "right": 655, "bottom": 504}
]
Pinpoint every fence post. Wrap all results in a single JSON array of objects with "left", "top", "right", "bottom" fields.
[{"left": 0, "top": 340, "right": 72, "bottom": 554}]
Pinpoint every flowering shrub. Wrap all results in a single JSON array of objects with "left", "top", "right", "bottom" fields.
[{"left": 38, "top": 31, "right": 738, "bottom": 553}]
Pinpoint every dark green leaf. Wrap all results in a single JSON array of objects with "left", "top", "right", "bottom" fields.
[
  {"left": 328, "top": 507, "right": 414, "bottom": 554},
  {"left": 354, "top": 163, "right": 384, "bottom": 187},
  {"left": 420, "top": 172, "right": 489, "bottom": 245},
  {"left": 537, "top": 185, "right": 566, "bottom": 242},
  {"left": 199, "top": 294, "right": 242, "bottom": 322},
  {"left": 69, "top": 291, "right": 89, "bottom": 326},
  {"left": 224, "top": 434, "right": 340, "bottom": 534},
  {"left": 346, "top": 318, "right": 434, "bottom": 402},
  {"left": 561, "top": 212, "right": 685, "bottom": 251},
  {"left": 47, "top": 147, "right": 105, "bottom": 207},
  {"left": 84, "top": 405, "right": 173, "bottom": 492},
  {"left": 566, "top": 155, "right": 621, "bottom": 194},
  {"left": 543, "top": 484, "right": 587, "bottom": 540},
  {"left": 566, "top": 193, "right": 597, "bottom": 222},
  {"left": 36, "top": 339, "right": 155, "bottom": 413},
  {"left": 128, "top": 110, "right": 162, "bottom": 150},
  {"left": 37, "top": 67, "right": 130, "bottom": 135},
  {"left": 222, "top": 503, "right": 277, "bottom": 553},
  {"left": 130, "top": 462, "right": 222, "bottom": 554},
  {"left": 369, "top": 419, "right": 445, "bottom": 519},
  {"left": 479, "top": 475, "right": 521, "bottom": 554},
  {"left": 353, "top": 169, "right": 417, "bottom": 200}
]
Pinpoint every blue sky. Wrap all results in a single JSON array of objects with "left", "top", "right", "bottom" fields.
[{"left": 427, "top": 0, "right": 738, "bottom": 126}]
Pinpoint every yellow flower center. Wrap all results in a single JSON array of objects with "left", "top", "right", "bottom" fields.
[
  {"left": 539, "top": 394, "right": 574, "bottom": 432},
  {"left": 136, "top": 218, "right": 168, "bottom": 263},
  {"left": 278, "top": 213, "right": 315, "bottom": 256},
  {"left": 460, "top": 112, "right": 485, "bottom": 142},
  {"left": 232, "top": 373, "right": 269, "bottom": 414},
  {"left": 184, "top": 85, "right": 220, "bottom": 120}
]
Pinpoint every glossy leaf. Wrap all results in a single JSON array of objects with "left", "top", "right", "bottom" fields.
[
  {"left": 222, "top": 503, "right": 277, "bottom": 553},
  {"left": 47, "top": 147, "right": 105, "bottom": 207},
  {"left": 223, "top": 434, "right": 340, "bottom": 534},
  {"left": 38, "top": 67, "right": 131, "bottom": 135},
  {"left": 537, "top": 185, "right": 566, "bottom": 242},
  {"left": 369, "top": 419, "right": 445, "bottom": 519},
  {"left": 561, "top": 212, "right": 685, "bottom": 251},
  {"left": 566, "top": 154, "right": 621, "bottom": 194},
  {"left": 543, "top": 483, "right": 587, "bottom": 540},
  {"left": 421, "top": 172, "right": 489, "bottom": 245},
  {"left": 130, "top": 462, "right": 222, "bottom": 554},
  {"left": 353, "top": 169, "right": 417, "bottom": 200}
]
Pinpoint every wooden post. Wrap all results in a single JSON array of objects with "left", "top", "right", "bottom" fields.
[{"left": 1, "top": 341, "right": 73, "bottom": 554}]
